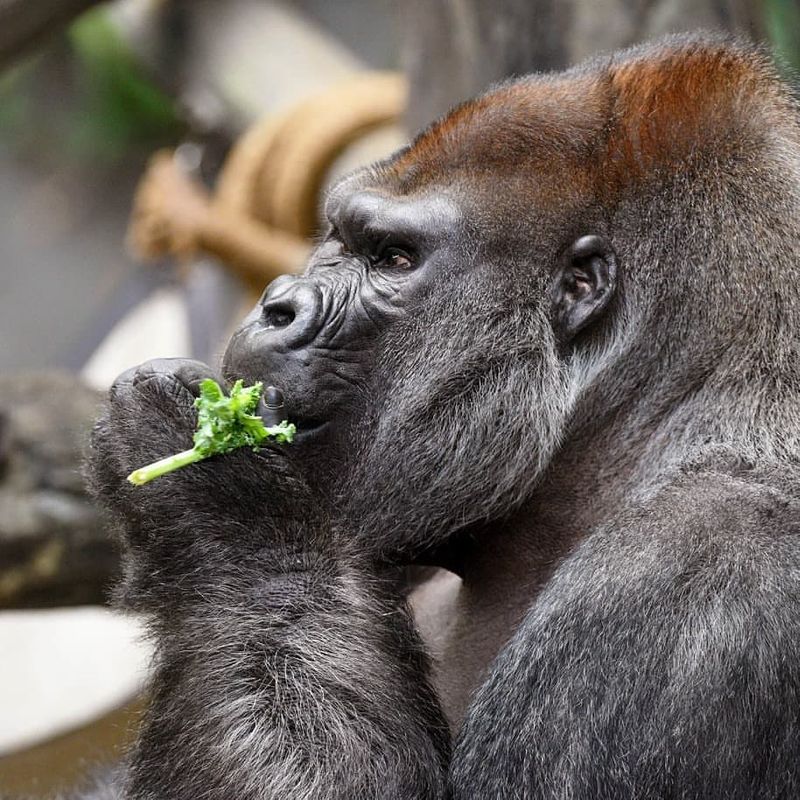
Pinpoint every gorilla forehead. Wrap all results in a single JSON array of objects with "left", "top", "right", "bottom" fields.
[
  {"left": 324, "top": 179, "right": 463, "bottom": 253},
  {"left": 311, "top": 37, "right": 790, "bottom": 269},
  {"left": 375, "top": 35, "right": 788, "bottom": 205}
]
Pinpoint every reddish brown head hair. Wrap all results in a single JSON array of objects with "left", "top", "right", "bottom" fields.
[{"left": 385, "top": 35, "right": 795, "bottom": 205}]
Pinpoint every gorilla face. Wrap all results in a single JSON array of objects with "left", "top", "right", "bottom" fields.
[
  {"left": 223, "top": 143, "right": 618, "bottom": 562},
  {"left": 223, "top": 185, "right": 463, "bottom": 447}
]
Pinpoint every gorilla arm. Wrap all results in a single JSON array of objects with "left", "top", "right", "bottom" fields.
[
  {"left": 87, "top": 359, "right": 449, "bottom": 800},
  {"left": 448, "top": 466, "right": 800, "bottom": 800}
]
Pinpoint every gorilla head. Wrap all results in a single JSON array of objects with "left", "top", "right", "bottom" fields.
[{"left": 224, "top": 34, "right": 800, "bottom": 563}]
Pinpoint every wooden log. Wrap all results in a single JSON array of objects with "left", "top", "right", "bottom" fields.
[{"left": 0, "top": 372, "right": 118, "bottom": 609}]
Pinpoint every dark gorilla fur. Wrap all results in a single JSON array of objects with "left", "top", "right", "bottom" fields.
[{"left": 83, "top": 34, "right": 800, "bottom": 799}]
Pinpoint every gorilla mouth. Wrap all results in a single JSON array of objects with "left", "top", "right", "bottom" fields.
[{"left": 292, "top": 417, "right": 330, "bottom": 442}]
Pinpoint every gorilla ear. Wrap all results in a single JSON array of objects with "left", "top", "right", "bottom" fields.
[{"left": 550, "top": 235, "right": 617, "bottom": 342}]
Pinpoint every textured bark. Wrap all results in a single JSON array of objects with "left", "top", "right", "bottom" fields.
[
  {"left": 401, "top": 0, "right": 766, "bottom": 132},
  {"left": 0, "top": 0, "right": 107, "bottom": 68},
  {"left": 0, "top": 372, "right": 118, "bottom": 608}
]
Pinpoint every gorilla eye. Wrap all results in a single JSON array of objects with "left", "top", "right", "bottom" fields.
[{"left": 374, "top": 245, "right": 415, "bottom": 271}]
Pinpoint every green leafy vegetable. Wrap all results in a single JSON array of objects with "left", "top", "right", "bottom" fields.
[{"left": 127, "top": 379, "right": 295, "bottom": 486}]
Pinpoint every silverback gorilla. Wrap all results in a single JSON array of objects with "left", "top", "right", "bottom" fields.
[{"left": 87, "top": 34, "right": 800, "bottom": 799}]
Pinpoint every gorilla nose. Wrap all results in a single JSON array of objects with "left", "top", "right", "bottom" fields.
[{"left": 258, "top": 276, "right": 323, "bottom": 348}]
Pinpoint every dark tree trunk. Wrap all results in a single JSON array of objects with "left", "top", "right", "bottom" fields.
[
  {"left": 401, "top": 0, "right": 767, "bottom": 132},
  {"left": 0, "top": 0, "right": 107, "bottom": 69}
]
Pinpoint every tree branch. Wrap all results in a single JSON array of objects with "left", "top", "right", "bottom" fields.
[{"left": 0, "top": 0, "right": 107, "bottom": 69}]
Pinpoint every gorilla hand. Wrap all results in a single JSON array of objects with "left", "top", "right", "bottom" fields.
[
  {"left": 87, "top": 357, "right": 319, "bottom": 614},
  {"left": 88, "top": 361, "right": 448, "bottom": 800}
]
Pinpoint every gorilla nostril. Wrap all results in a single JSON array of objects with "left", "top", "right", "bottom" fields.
[
  {"left": 254, "top": 279, "right": 322, "bottom": 347},
  {"left": 263, "top": 304, "right": 296, "bottom": 330}
]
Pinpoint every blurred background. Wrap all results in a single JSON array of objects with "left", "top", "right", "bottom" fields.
[{"left": 0, "top": 0, "right": 797, "bottom": 795}]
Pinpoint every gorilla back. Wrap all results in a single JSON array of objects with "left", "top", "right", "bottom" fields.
[{"left": 89, "top": 34, "right": 800, "bottom": 800}]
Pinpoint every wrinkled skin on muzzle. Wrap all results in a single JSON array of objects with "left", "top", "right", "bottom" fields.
[{"left": 222, "top": 245, "right": 410, "bottom": 447}]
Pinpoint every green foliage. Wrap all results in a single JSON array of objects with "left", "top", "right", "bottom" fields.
[
  {"left": 765, "top": 0, "right": 800, "bottom": 77},
  {"left": 0, "top": 5, "right": 182, "bottom": 163},
  {"left": 193, "top": 379, "right": 295, "bottom": 456},
  {"left": 67, "top": 8, "right": 182, "bottom": 160},
  {"left": 127, "top": 379, "right": 295, "bottom": 486}
]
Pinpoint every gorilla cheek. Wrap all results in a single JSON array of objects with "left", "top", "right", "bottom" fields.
[{"left": 347, "top": 307, "right": 570, "bottom": 560}]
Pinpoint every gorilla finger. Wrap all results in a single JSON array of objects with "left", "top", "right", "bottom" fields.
[
  {"left": 128, "top": 368, "right": 198, "bottom": 423},
  {"left": 87, "top": 416, "right": 179, "bottom": 536},
  {"left": 88, "top": 416, "right": 125, "bottom": 477},
  {"left": 86, "top": 417, "right": 135, "bottom": 509},
  {"left": 133, "top": 358, "right": 224, "bottom": 398},
  {"left": 108, "top": 366, "right": 137, "bottom": 404}
]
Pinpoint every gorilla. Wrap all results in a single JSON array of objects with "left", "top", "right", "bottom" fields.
[{"left": 87, "top": 34, "right": 800, "bottom": 799}]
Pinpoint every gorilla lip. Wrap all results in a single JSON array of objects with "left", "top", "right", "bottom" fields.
[{"left": 292, "top": 418, "right": 330, "bottom": 443}]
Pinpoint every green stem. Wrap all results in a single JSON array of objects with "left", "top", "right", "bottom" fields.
[{"left": 127, "top": 447, "right": 205, "bottom": 486}]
